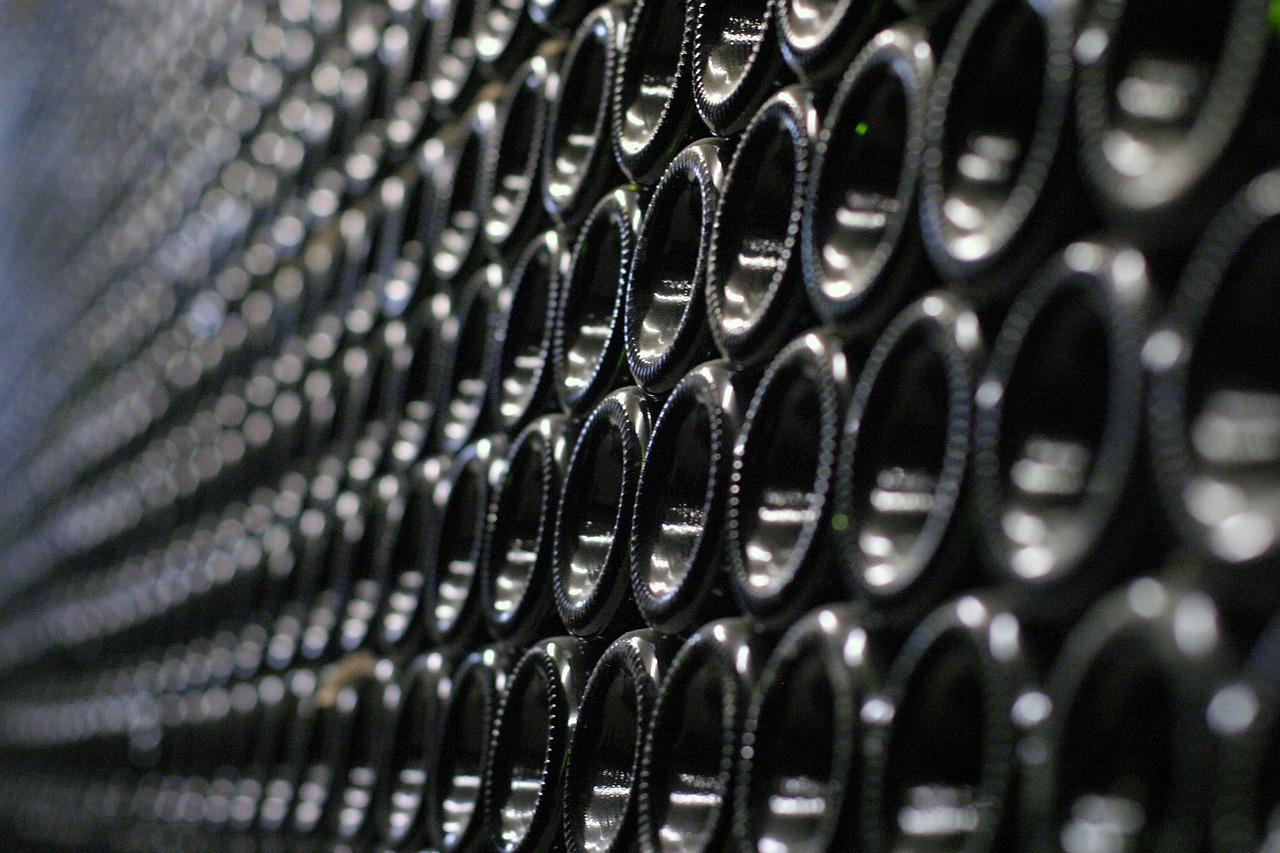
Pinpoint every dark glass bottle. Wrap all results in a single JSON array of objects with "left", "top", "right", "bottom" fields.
[
  {"left": 725, "top": 329, "right": 859, "bottom": 630},
  {"left": 1074, "top": 0, "right": 1280, "bottom": 251},
  {"left": 397, "top": 290, "right": 453, "bottom": 431},
  {"left": 553, "top": 186, "right": 645, "bottom": 414},
  {"left": 554, "top": 387, "right": 653, "bottom": 637},
  {"left": 488, "top": 229, "right": 565, "bottom": 434},
  {"left": 707, "top": 86, "right": 819, "bottom": 368},
  {"left": 918, "top": 0, "right": 1081, "bottom": 312},
  {"left": 378, "top": 454, "right": 451, "bottom": 652},
  {"left": 774, "top": 0, "right": 897, "bottom": 85},
  {"left": 421, "top": 435, "right": 508, "bottom": 645},
  {"left": 691, "top": 0, "right": 788, "bottom": 135},
  {"left": 542, "top": 1, "right": 629, "bottom": 226},
  {"left": 483, "top": 636, "right": 593, "bottom": 853},
  {"left": 636, "top": 618, "right": 763, "bottom": 853},
  {"left": 862, "top": 594, "right": 1036, "bottom": 853},
  {"left": 337, "top": 470, "right": 408, "bottom": 653},
  {"left": 625, "top": 139, "right": 729, "bottom": 395},
  {"left": 424, "top": 0, "right": 486, "bottom": 124},
  {"left": 562, "top": 630, "right": 676, "bottom": 853},
  {"left": 330, "top": 656, "right": 403, "bottom": 845},
  {"left": 427, "top": 646, "right": 513, "bottom": 853},
  {"left": 1024, "top": 578, "right": 1236, "bottom": 852},
  {"left": 611, "top": 0, "right": 700, "bottom": 184},
  {"left": 630, "top": 360, "right": 746, "bottom": 636},
  {"left": 1147, "top": 170, "right": 1280, "bottom": 628},
  {"left": 431, "top": 263, "right": 504, "bottom": 455},
  {"left": 429, "top": 85, "right": 503, "bottom": 290},
  {"left": 473, "top": 0, "right": 541, "bottom": 77},
  {"left": 481, "top": 40, "right": 568, "bottom": 259},
  {"left": 736, "top": 604, "right": 879, "bottom": 853},
  {"left": 802, "top": 25, "right": 934, "bottom": 331},
  {"left": 482, "top": 415, "right": 573, "bottom": 644},
  {"left": 973, "top": 240, "right": 1160, "bottom": 626},
  {"left": 836, "top": 292, "right": 983, "bottom": 629},
  {"left": 1213, "top": 612, "right": 1280, "bottom": 853},
  {"left": 375, "top": 650, "right": 452, "bottom": 851}
]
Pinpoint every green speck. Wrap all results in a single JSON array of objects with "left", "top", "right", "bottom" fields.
[
  {"left": 1272, "top": 0, "right": 1280, "bottom": 32},
  {"left": 832, "top": 514, "right": 849, "bottom": 532},
  {"left": 855, "top": 121, "right": 869, "bottom": 137}
]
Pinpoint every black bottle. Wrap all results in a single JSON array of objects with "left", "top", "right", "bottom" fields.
[
  {"left": 553, "top": 186, "right": 645, "bottom": 414},
  {"left": 482, "top": 415, "right": 573, "bottom": 644},
  {"left": 1074, "top": 0, "right": 1280, "bottom": 251},
  {"left": 427, "top": 645, "right": 513, "bottom": 853},
  {"left": 707, "top": 86, "right": 819, "bottom": 368},
  {"left": 630, "top": 360, "right": 747, "bottom": 636},
  {"left": 483, "top": 636, "right": 593, "bottom": 853},
  {"left": 802, "top": 25, "right": 934, "bottom": 331},
  {"left": 862, "top": 594, "right": 1037, "bottom": 853},
  {"left": 378, "top": 454, "right": 451, "bottom": 651},
  {"left": 736, "top": 604, "right": 879, "bottom": 853},
  {"left": 398, "top": 290, "right": 453, "bottom": 431},
  {"left": 420, "top": 435, "right": 508, "bottom": 645},
  {"left": 725, "top": 329, "right": 859, "bottom": 630},
  {"left": 554, "top": 387, "right": 653, "bottom": 637},
  {"left": 481, "top": 40, "right": 568, "bottom": 260},
  {"left": 337, "top": 470, "right": 408, "bottom": 653},
  {"left": 1024, "top": 578, "right": 1237, "bottom": 852},
  {"left": 1213, "top": 612, "right": 1280, "bottom": 853},
  {"left": 330, "top": 656, "right": 403, "bottom": 845},
  {"left": 611, "top": 0, "right": 701, "bottom": 184},
  {"left": 423, "top": 0, "right": 486, "bottom": 124},
  {"left": 774, "top": 0, "right": 898, "bottom": 85},
  {"left": 836, "top": 292, "right": 983, "bottom": 629},
  {"left": 562, "top": 630, "right": 676, "bottom": 853},
  {"left": 431, "top": 263, "right": 504, "bottom": 455},
  {"left": 428, "top": 85, "right": 503, "bottom": 290},
  {"left": 974, "top": 240, "right": 1160, "bottom": 626},
  {"left": 918, "top": 0, "right": 1081, "bottom": 312},
  {"left": 636, "top": 618, "right": 763, "bottom": 853},
  {"left": 1147, "top": 170, "right": 1280, "bottom": 628},
  {"left": 473, "top": 0, "right": 541, "bottom": 78},
  {"left": 625, "top": 139, "right": 729, "bottom": 395},
  {"left": 541, "top": 1, "right": 629, "bottom": 226},
  {"left": 375, "top": 650, "right": 452, "bottom": 851},
  {"left": 489, "top": 229, "right": 566, "bottom": 435},
  {"left": 691, "top": 0, "right": 789, "bottom": 135}
]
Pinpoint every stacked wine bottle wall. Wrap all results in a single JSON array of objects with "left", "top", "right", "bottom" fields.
[{"left": 1, "top": 0, "right": 1279, "bottom": 850}]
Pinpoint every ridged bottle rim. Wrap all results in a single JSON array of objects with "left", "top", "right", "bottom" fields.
[{"left": 692, "top": 0, "right": 786, "bottom": 135}]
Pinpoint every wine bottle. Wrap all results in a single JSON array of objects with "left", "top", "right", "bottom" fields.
[
  {"left": 918, "top": 0, "right": 1082, "bottom": 311},
  {"left": 374, "top": 650, "right": 452, "bottom": 851},
  {"left": 427, "top": 646, "right": 514, "bottom": 853},
  {"left": 836, "top": 292, "right": 983, "bottom": 629},
  {"left": 736, "top": 604, "right": 879, "bottom": 853},
  {"left": 542, "top": 1, "right": 629, "bottom": 226},
  {"left": 802, "top": 25, "right": 934, "bottom": 331},
  {"left": 973, "top": 240, "right": 1161, "bottom": 626},
  {"left": 424, "top": 0, "right": 487, "bottom": 124},
  {"left": 624, "top": 139, "right": 728, "bottom": 395},
  {"left": 774, "top": 0, "right": 897, "bottom": 85},
  {"left": 635, "top": 618, "right": 763, "bottom": 853},
  {"left": 481, "top": 415, "right": 573, "bottom": 644},
  {"left": 553, "top": 186, "right": 645, "bottom": 414},
  {"left": 707, "top": 86, "right": 819, "bottom": 368},
  {"left": 377, "top": 454, "right": 452, "bottom": 651},
  {"left": 483, "top": 635, "right": 593, "bottom": 853},
  {"left": 330, "top": 656, "right": 403, "bottom": 844},
  {"left": 1023, "top": 578, "right": 1237, "bottom": 852},
  {"left": 428, "top": 84, "right": 504, "bottom": 290},
  {"left": 488, "top": 229, "right": 565, "bottom": 434},
  {"left": 430, "top": 263, "right": 504, "bottom": 455},
  {"left": 473, "top": 0, "right": 541, "bottom": 78},
  {"left": 421, "top": 435, "right": 508, "bottom": 645},
  {"left": 1074, "top": 0, "right": 1280, "bottom": 250},
  {"left": 862, "top": 594, "right": 1036, "bottom": 853},
  {"left": 725, "top": 329, "right": 859, "bottom": 630},
  {"left": 481, "top": 40, "right": 568, "bottom": 259},
  {"left": 611, "top": 0, "right": 701, "bottom": 184},
  {"left": 562, "top": 629, "right": 676, "bottom": 853},
  {"left": 691, "top": 0, "right": 789, "bottom": 135},
  {"left": 630, "top": 360, "right": 746, "bottom": 636},
  {"left": 1147, "top": 170, "right": 1280, "bottom": 628},
  {"left": 554, "top": 387, "right": 653, "bottom": 636}
]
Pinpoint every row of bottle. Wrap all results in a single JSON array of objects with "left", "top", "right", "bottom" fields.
[{"left": 3, "top": 582, "right": 1279, "bottom": 852}]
